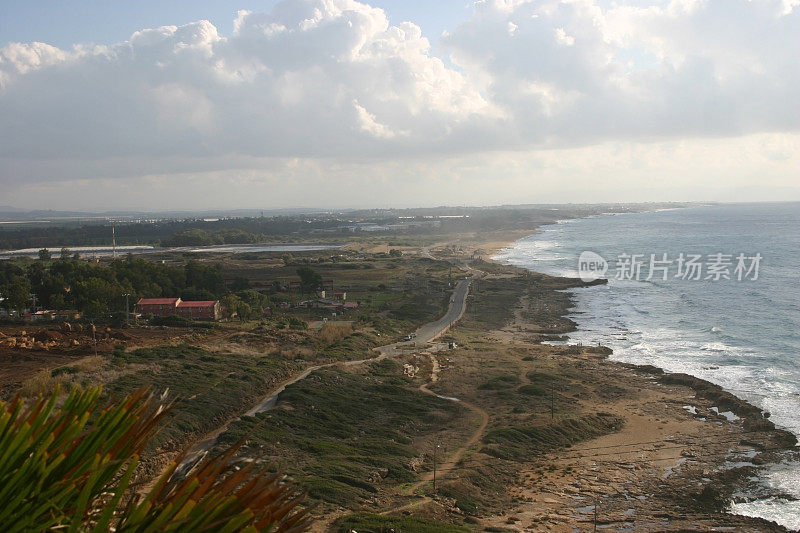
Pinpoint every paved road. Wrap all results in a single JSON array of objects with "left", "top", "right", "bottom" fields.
[{"left": 379, "top": 277, "right": 472, "bottom": 356}]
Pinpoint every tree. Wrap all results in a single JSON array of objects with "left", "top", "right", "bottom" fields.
[
  {"left": 231, "top": 277, "right": 251, "bottom": 291},
  {"left": 74, "top": 277, "right": 119, "bottom": 315},
  {"left": 281, "top": 253, "right": 294, "bottom": 266},
  {"left": 389, "top": 249, "right": 403, "bottom": 257},
  {"left": 237, "top": 302, "right": 254, "bottom": 321},
  {"left": 221, "top": 292, "right": 263, "bottom": 322},
  {"left": 237, "top": 289, "right": 269, "bottom": 317},
  {"left": 295, "top": 267, "right": 322, "bottom": 295},
  {"left": 220, "top": 294, "right": 243, "bottom": 320},
  {"left": 1, "top": 275, "right": 32, "bottom": 314},
  {"left": 49, "top": 294, "right": 66, "bottom": 310},
  {"left": 60, "top": 247, "right": 72, "bottom": 261},
  {"left": 38, "top": 248, "right": 51, "bottom": 261},
  {"left": 0, "top": 387, "right": 309, "bottom": 532},
  {"left": 185, "top": 261, "right": 225, "bottom": 297}
]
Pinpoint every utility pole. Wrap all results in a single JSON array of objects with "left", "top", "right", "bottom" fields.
[
  {"left": 123, "top": 293, "right": 131, "bottom": 327},
  {"left": 432, "top": 442, "right": 440, "bottom": 494},
  {"left": 593, "top": 499, "right": 598, "bottom": 532},
  {"left": 91, "top": 323, "right": 98, "bottom": 358}
]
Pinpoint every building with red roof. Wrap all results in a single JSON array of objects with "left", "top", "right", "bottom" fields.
[{"left": 136, "top": 298, "right": 181, "bottom": 316}]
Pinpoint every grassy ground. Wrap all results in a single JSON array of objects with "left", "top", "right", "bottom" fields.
[
  {"left": 218, "top": 359, "right": 470, "bottom": 509},
  {"left": 225, "top": 254, "right": 453, "bottom": 335},
  {"left": 99, "top": 311, "right": 438, "bottom": 470},
  {"left": 213, "top": 265, "right": 626, "bottom": 528},
  {"left": 106, "top": 343, "right": 301, "bottom": 453}
]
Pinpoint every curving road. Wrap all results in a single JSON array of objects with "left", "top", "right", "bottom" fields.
[{"left": 379, "top": 276, "right": 472, "bottom": 356}]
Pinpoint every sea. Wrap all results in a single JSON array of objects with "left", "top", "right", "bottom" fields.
[{"left": 493, "top": 202, "right": 800, "bottom": 530}]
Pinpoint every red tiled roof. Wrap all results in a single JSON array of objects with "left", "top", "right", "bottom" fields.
[
  {"left": 177, "top": 300, "right": 218, "bottom": 308},
  {"left": 137, "top": 298, "right": 180, "bottom": 305}
]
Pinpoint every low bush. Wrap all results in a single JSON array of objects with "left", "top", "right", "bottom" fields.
[
  {"left": 149, "top": 315, "right": 215, "bottom": 328},
  {"left": 478, "top": 374, "right": 521, "bottom": 390},
  {"left": 517, "top": 384, "right": 547, "bottom": 396},
  {"left": 482, "top": 413, "right": 624, "bottom": 461}
]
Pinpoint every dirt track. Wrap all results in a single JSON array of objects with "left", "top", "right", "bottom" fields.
[{"left": 385, "top": 351, "right": 490, "bottom": 515}]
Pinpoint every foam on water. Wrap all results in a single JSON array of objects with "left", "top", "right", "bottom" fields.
[
  {"left": 498, "top": 203, "right": 800, "bottom": 529},
  {"left": 731, "top": 461, "right": 800, "bottom": 531}
]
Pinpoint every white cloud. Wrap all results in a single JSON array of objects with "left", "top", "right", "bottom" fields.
[
  {"left": 442, "top": 0, "right": 800, "bottom": 146},
  {"left": 554, "top": 27, "right": 574, "bottom": 46},
  {"left": 353, "top": 99, "right": 403, "bottom": 139},
  {"left": 0, "top": 0, "right": 493, "bottom": 179},
  {"left": 0, "top": 41, "right": 70, "bottom": 79},
  {"left": 0, "top": 0, "right": 798, "bottom": 205}
]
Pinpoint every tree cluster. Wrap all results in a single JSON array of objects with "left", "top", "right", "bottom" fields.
[
  {"left": 162, "top": 229, "right": 259, "bottom": 247},
  {"left": 0, "top": 256, "right": 225, "bottom": 318}
]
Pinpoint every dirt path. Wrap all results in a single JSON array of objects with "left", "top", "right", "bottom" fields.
[{"left": 382, "top": 352, "right": 490, "bottom": 515}]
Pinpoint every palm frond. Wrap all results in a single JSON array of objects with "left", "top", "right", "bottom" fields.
[{"left": 0, "top": 386, "right": 310, "bottom": 532}]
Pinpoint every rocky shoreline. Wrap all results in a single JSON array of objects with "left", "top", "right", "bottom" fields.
[
  {"left": 511, "top": 281, "right": 797, "bottom": 531},
  {"left": 453, "top": 251, "right": 799, "bottom": 531},
  {"left": 472, "top": 346, "right": 797, "bottom": 532}
]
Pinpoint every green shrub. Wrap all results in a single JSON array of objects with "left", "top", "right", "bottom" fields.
[
  {"left": 517, "top": 384, "right": 547, "bottom": 396},
  {"left": 50, "top": 366, "right": 79, "bottom": 377},
  {"left": 220, "top": 364, "right": 463, "bottom": 507},
  {"left": 482, "top": 414, "right": 623, "bottom": 461},
  {"left": 478, "top": 374, "right": 520, "bottom": 390}
]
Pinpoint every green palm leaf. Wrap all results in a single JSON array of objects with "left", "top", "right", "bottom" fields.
[{"left": 0, "top": 386, "right": 309, "bottom": 532}]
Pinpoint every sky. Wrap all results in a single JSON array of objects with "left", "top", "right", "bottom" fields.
[{"left": 0, "top": 0, "right": 798, "bottom": 211}]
